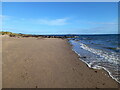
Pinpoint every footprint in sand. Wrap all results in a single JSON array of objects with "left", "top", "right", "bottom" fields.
[
  {"left": 21, "top": 72, "right": 30, "bottom": 81},
  {"left": 24, "top": 57, "right": 32, "bottom": 63}
]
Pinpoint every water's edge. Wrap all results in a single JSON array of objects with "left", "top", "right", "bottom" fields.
[{"left": 66, "top": 39, "right": 120, "bottom": 84}]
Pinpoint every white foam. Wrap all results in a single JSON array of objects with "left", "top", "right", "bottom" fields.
[
  {"left": 78, "top": 41, "right": 119, "bottom": 64},
  {"left": 69, "top": 40, "right": 120, "bottom": 84}
]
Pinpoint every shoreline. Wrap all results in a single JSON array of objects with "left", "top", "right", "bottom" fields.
[
  {"left": 67, "top": 39, "right": 120, "bottom": 84},
  {"left": 2, "top": 36, "right": 119, "bottom": 88}
]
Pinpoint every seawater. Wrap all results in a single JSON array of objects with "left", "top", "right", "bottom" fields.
[{"left": 68, "top": 34, "right": 120, "bottom": 83}]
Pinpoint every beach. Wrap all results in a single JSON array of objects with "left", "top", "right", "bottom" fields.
[{"left": 2, "top": 36, "right": 119, "bottom": 88}]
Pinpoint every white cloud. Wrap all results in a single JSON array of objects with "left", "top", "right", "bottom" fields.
[
  {"left": 88, "top": 22, "right": 118, "bottom": 25},
  {"left": 0, "top": 15, "right": 12, "bottom": 21},
  {"left": 36, "top": 18, "right": 69, "bottom": 26},
  {"left": 82, "top": 24, "right": 118, "bottom": 34},
  {"left": 0, "top": 15, "right": 3, "bottom": 28},
  {"left": 0, "top": 15, "right": 7, "bottom": 19},
  {"left": 0, "top": 15, "right": 4, "bottom": 20}
]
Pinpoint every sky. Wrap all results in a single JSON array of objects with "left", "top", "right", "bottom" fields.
[{"left": 1, "top": 2, "right": 118, "bottom": 34}]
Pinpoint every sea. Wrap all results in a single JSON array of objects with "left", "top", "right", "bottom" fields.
[{"left": 67, "top": 34, "right": 120, "bottom": 83}]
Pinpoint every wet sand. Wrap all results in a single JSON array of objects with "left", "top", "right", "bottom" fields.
[{"left": 2, "top": 36, "right": 119, "bottom": 88}]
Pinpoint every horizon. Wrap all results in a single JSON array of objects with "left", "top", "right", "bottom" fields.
[
  {"left": 0, "top": 31, "right": 120, "bottom": 36},
  {"left": 2, "top": 2, "right": 118, "bottom": 34}
]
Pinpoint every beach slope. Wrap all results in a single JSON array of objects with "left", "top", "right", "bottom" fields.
[{"left": 2, "top": 37, "right": 118, "bottom": 88}]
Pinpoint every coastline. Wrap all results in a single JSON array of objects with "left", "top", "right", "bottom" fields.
[
  {"left": 67, "top": 39, "right": 120, "bottom": 84},
  {"left": 2, "top": 36, "right": 119, "bottom": 88}
]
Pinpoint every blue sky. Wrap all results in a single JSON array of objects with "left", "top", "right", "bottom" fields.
[{"left": 2, "top": 2, "right": 118, "bottom": 34}]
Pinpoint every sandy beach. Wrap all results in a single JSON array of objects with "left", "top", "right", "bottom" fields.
[{"left": 2, "top": 36, "right": 119, "bottom": 88}]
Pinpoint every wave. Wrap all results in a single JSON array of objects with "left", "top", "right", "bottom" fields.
[
  {"left": 78, "top": 41, "right": 120, "bottom": 64},
  {"left": 69, "top": 40, "right": 120, "bottom": 83}
]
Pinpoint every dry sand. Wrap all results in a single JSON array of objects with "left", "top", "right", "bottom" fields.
[
  {"left": 2, "top": 36, "right": 119, "bottom": 88},
  {"left": 0, "top": 36, "right": 2, "bottom": 89}
]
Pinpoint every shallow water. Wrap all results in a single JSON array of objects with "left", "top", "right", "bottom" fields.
[{"left": 68, "top": 34, "right": 120, "bottom": 83}]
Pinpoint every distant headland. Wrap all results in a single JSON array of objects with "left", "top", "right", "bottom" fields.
[{"left": 0, "top": 31, "right": 80, "bottom": 38}]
